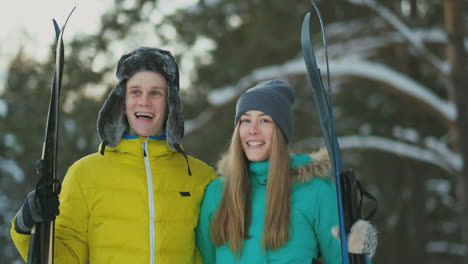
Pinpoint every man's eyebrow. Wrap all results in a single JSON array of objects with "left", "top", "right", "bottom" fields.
[
  {"left": 151, "top": 86, "right": 166, "bottom": 90},
  {"left": 127, "top": 84, "right": 141, "bottom": 89}
]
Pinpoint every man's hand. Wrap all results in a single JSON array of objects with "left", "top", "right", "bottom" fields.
[{"left": 14, "top": 178, "right": 61, "bottom": 234}]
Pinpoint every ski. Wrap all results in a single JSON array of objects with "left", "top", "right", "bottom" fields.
[
  {"left": 27, "top": 8, "right": 75, "bottom": 264},
  {"left": 300, "top": 1, "right": 376, "bottom": 264}
]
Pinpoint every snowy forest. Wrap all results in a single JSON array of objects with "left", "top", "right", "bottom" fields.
[{"left": 1, "top": 0, "right": 467, "bottom": 263}]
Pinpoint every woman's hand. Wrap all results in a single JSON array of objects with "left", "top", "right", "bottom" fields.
[{"left": 331, "top": 219, "right": 378, "bottom": 257}]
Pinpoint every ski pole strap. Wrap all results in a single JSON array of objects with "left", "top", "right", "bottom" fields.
[
  {"left": 355, "top": 179, "right": 377, "bottom": 221},
  {"left": 340, "top": 170, "right": 378, "bottom": 225}
]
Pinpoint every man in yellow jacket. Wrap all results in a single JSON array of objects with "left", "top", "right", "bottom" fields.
[{"left": 11, "top": 47, "right": 217, "bottom": 264}]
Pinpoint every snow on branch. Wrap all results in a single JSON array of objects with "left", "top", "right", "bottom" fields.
[
  {"left": 330, "top": 57, "right": 456, "bottom": 124},
  {"left": 185, "top": 60, "right": 304, "bottom": 135},
  {"left": 185, "top": 108, "right": 217, "bottom": 135},
  {"left": 424, "top": 136, "right": 463, "bottom": 172},
  {"left": 207, "top": 59, "right": 304, "bottom": 106},
  {"left": 319, "top": 18, "right": 467, "bottom": 57},
  {"left": 185, "top": 55, "right": 455, "bottom": 134},
  {"left": 347, "top": 0, "right": 448, "bottom": 75},
  {"left": 326, "top": 29, "right": 467, "bottom": 61},
  {"left": 293, "top": 135, "right": 461, "bottom": 173}
]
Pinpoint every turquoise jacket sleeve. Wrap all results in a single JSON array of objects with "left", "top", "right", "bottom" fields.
[
  {"left": 196, "top": 178, "right": 222, "bottom": 264},
  {"left": 314, "top": 178, "right": 343, "bottom": 264}
]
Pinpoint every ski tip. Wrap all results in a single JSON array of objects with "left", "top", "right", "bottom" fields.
[
  {"left": 52, "top": 18, "right": 59, "bottom": 29},
  {"left": 64, "top": 6, "right": 77, "bottom": 27},
  {"left": 52, "top": 19, "right": 60, "bottom": 41}
]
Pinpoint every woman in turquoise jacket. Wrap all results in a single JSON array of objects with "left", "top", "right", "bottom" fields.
[{"left": 196, "top": 80, "right": 377, "bottom": 263}]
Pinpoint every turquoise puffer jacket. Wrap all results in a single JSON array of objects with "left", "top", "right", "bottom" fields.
[{"left": 196, "top": 149, "right": 342, "bottom": 264}]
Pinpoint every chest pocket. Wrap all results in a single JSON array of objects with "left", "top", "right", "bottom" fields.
[{"left": 158, "top": 190, "right": 199, "bottom": 227}]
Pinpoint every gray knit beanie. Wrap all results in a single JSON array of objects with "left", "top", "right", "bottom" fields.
[
  {"left": 235, "top": 80, "right": 295, "bottom": 142},
  {"left": 97, "top": 47, "right": 184, "bottom": 152}
]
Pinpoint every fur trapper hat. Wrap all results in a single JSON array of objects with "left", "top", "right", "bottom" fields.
[{"left": 97, "top": 47, "right": 184, "bottom": 151}]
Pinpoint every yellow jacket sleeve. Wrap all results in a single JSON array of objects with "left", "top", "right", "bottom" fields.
[{"left": 10, "top": 164, "right": 89, "bottom": 263}]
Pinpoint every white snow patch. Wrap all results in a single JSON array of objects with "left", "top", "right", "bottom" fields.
[
  {"left": 0, "top": 98, "right": 7, "bottom": 117},
  {"left": 4, "top": 133, "right": 16, "bottom": 147},
  {"left": 392, "top": 126, "right": 419, "bottom": 143},
  {"left": 338, "top": 135, "right": 456, "bottom": 173},
  {"left": 64, "top": 119, "right": 77, "bottom": 135},
  {"left": 185, "top": 4, "right": 202, "bottom": 15},
  {"left": 207, "top": 55, "right": 456, "bottom": 125},
  {"left": 207, "top": 59, "right": 305, "bottom": 106},
  {"left": 425, "top": 179, "right": 450, "bottom": 194},
  {"left": 424, "top": 136, "right": 462, "bottom": 171},
  {"left": 0, "top": 194, "right": 16, "bottom": 224},
  {"left": 205, "top": 0, "right": 221, "bottom": 7},
  {"left": 331, "top": 58, "right": 456, "bottom": 122},
  {"left": 0, "top": 195, "right": 8, "bottom": 213},
  {"left": 77, "top": 137, "right": 87, "bottom": 150},
  {"left": 347, "top": 0, "right": 446, "bottom": 74},
  {"left": 425, "top": 178, "right": 455, "bottom": 208},
  {"left": 208, "top": 85, "right": 238, "bottom": 106},
  {"left": 228, "top": 14, "right": 242, "bottom": 29},
  {"left": 3, "top": 133, "right": 23, "bottom": 154},
  {"left": 293, "top": 134, "right": 460, "bottom": 174},
  {"left": 0, "top": 158, "right": 24, "bottom": 183},
  {"left": 359, "top": 123, "right": 372, "bottom": 135},
  {"left": 185, "top": 109, "right": 216, "bottom": 135}
]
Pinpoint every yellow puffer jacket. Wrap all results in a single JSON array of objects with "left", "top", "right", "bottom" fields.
[{"left": 11, "top": 137, "right": 217, "bottom": 264}]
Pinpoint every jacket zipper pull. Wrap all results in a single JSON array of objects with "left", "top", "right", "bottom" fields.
[{"left": 142, "top": 142, "right": 147, "bottom": 157}]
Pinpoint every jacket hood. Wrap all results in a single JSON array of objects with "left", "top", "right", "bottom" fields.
[{"left": 292, "top": 147, "right": 330, "bottom": 183}]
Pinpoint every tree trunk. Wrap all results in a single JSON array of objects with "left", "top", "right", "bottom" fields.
[{"left": 443, "top": 0, "right": 468, "bottom": 262}]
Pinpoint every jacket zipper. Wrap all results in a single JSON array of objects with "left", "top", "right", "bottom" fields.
[{"left": 142, "top": 138, "right": 155, "bottom": 264}]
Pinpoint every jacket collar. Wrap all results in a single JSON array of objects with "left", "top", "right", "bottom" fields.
[
  {"left": 249, "top": 147, "right": 330, "bottom": 185},
  {"left": 101, "top": 136, "right": 177, "bottom": 159}
]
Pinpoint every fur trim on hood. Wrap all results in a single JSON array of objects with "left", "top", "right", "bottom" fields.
[{"left": 292, "top": 147, "right": 330, "bottom": 183}]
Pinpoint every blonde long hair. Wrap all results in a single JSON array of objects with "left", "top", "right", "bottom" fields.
[{"left": 211, "top": 122, "right": 292, "bottom": 254}]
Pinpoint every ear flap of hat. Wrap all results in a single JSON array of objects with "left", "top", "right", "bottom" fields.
[
  {"left": 166, "top": 65, "right": 184, "bottom": 150},
  {"left": 97, "top": 83, "right": 128, "bottom": 148}
]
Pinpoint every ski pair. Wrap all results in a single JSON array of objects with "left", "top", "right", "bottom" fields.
[
  {"left": 27, "top": 8, "right": 75, "bottom": 264},
  {"left": 300, "top": 1, "right": 377, "bottom": 264}
]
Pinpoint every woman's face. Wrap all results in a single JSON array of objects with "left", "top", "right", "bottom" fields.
[
  {"left": 125, "top": 71, "right": 168, "bottom": 137},
  {"left": 239, "top": 110, "right": 274, "bottom": 162}
]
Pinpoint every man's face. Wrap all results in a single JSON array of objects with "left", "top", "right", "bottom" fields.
[{"left": 125, "top": 71, "right": 168, "bottom": 137}]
